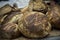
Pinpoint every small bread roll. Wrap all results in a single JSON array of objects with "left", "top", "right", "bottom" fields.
[
  {"left": 46, "top": 1, "right": 60, "bottom": 29},
  {"left": 2, "top": 11, "right": 23, "bottom": 24},
  {"left": 2, "top": 23, "right": 20, "bottom": 39},
  {"left": 28, "top": 0, "right": 48, "bottom": 13}
]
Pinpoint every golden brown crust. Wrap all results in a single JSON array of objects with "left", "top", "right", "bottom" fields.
[
  {"left": 0, "top": 15, "right": 7, "bottom": 24},
  {"left": 18, "top": 12, "right": 51, "bottom": 38},
  {"left": 2, "top": 23, "right": 20, "bottom": 38},
  {"left": 0, "top": 4, "right": 12, "bottom": 15},
  {"left": 28, "top": 0, "right": 48, "bottom": 13},
  {"left": 46, "top": 2, "right": 60, "bottom": 29},
  {"left": 2, "top": 11, "right": 23, "bottom": 24}
]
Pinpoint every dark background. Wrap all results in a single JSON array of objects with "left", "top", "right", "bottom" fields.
[{"left": 0, "top": 0, "right": 8, "bottom": 1}]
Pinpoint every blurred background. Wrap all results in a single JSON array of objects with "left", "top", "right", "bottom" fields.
[
  {"left": 0, "top": 0, "right": 60, "bottom": 8},
  {"left": 0, "top": 0, "right": 30, "bottom": 8}
]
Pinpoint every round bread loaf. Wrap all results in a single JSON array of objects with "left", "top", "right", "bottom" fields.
[{"left": 18, "top": 12, "right": 51, "bottom": 38}]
